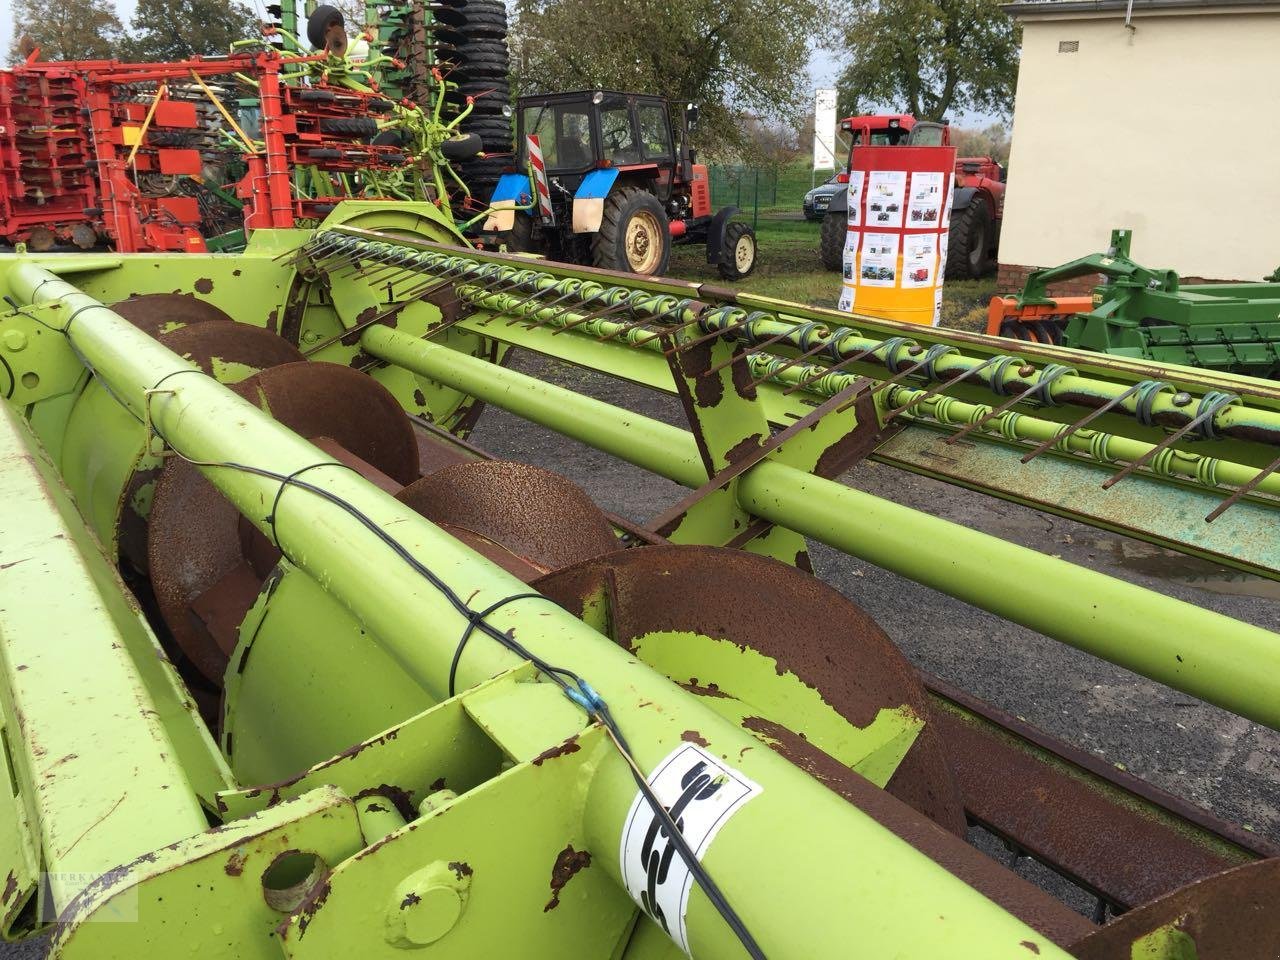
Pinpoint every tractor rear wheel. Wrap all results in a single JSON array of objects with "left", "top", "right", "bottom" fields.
[
  {"left": 718, "top": 221, "right": 758, "bottom": 281},
  {"left": 506, "top": 211, "right": 537, "bottom": 254},
  {"left": 819, "top": 209, "right": 845, "bottom": 272},
  {"left": 945, "top": 196, "right": 993, "bottom": 279},
  {"left": 592, "top": 187, "right": 670, "bottom": 276}
]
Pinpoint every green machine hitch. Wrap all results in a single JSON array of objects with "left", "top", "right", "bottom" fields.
[
  {"left": 991, "top": 228, "right": 1280, "bottom": 378},
  {"left": 1, "top": 201, "right": 1279, "bottom": 958}
]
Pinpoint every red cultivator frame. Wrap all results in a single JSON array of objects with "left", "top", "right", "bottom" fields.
[{"left": 1, "top": 49, "right": 424, "bottom": 251}]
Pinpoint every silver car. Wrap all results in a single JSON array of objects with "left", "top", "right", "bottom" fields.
[{"left": 802, "top": 173, "right": 843, "bottom": 221}]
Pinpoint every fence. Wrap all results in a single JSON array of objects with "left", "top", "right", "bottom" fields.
[{"left": 707, "top": 162, "right": 835, "bottom": 223}]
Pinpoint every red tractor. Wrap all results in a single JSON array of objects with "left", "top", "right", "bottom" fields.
[{"left": 818, "top": 113, "right": 1005, "bottom": 280}]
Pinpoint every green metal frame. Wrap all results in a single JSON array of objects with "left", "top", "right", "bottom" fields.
[
  {"left": 2, "top": 205, "right": 1279, "bottom": 958},
  {"left": 1014, "top": 229, "right": 1280, "bottom": 377}
]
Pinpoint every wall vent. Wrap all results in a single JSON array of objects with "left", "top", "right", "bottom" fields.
[{"left": 1059, "top": 40, "right": 1080, "bottom": 53}]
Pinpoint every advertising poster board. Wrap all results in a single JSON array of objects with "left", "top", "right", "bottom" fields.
[{"left": 837, "top": 144, "right": 957, "bottom": 325}]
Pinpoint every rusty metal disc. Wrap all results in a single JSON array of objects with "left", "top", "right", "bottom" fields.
[
  {"left": 157, "top": 322, "right": 305, "bottom": 377},
  {"left": 27, "top": 226, "right": 55, "bottom": 252},
  {"left": 532, "top": 544, "right": 967, "bottom": 834},
  {"left": 110, "top": 293, "right": 234, "bottom": 338},
  {"left": 148, "top": 361, "right": 420, "bottom": 683},
  {"left": 118, "top": 325, "right": 305, "bottom": 576},
  {"left": 234, "top": 363, "right": 420, "bottom": 486},
  {"left": 396, "top": 461, "right": 618, "bottom": 580},
  {"left": 1070, "top": 858, "right": 1280, "bottom": 959},
  {"left": 69, "top": 222, "right": 98, "bottom": 250}
]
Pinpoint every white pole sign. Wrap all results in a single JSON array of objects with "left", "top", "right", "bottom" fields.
[{"left": 812, "top": 88, "right": 838, "bottom": 170}]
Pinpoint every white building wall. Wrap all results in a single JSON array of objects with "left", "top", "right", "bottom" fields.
[{"left": 1000, "top": 6, "right": 1280, "bottom": 280}]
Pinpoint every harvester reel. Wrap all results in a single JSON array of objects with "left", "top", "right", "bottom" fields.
[
  {"left": 147, "top": 361, "right": 418, "bottom": 682},
  {"left": 533, "top": 545, "right": 968, "bottom": 833}
]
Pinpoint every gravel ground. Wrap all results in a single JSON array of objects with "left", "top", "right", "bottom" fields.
[{"left": 8, "top": 349, "right": 1277, "bottom": 956}]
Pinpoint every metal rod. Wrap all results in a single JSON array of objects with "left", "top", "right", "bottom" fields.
[
  {"left": 1205, "top": 453, "right": 1280, "bottom": 522},
  {"left": 1102, "top": 401, "right": 1226, "bottom": 490},
  {"left": 700, "top": 329, "right": 794, "bottom": 378},
  {"left": 743, "top": 338, "right": 835, "bottom": 390},
  {"left": 944, "top": 367, "right": 1069, "bottom": 446},
  {"left": 885, "top": 355, "right": 1005, "bottom": 420},
  {"left": 781, "top": 341, "right": 887, "bottom": 396},
  {"left": 1019, "top": 381, "right": 1147, "bottom": 464},
  {"left": 358, "top": 323, "right": 1280, "bottom": 732}
]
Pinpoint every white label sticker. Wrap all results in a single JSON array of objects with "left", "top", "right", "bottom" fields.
[{"left": 619, "top": 744, "right": 762, "bottom": 954}]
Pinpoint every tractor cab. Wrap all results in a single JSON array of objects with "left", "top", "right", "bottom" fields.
[
  {"left": 515, "top": 91, "right": 682, "bottom": 182},
  {"left": 483, "top": 90, "right": 756, "bottom": 280}
]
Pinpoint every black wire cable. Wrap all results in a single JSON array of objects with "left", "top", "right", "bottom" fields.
[{"left": 32, "top": 297, "right": 767, "bottom": 959}]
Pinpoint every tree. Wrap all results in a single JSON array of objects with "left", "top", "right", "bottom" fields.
[
  {"left": 953, "top": 121, "right": 1011, "bottom": 163},
  {"left": 510, "top": 0, "right": 824, "bottom": 158},
  {"left": 7, "top": 0, "right": 124, "bottom": 62},
  {"left": 834, "top": 0, "right": 1019, "bottom": 122},
  {"left": 121, "top": 0, "right": 260, "bottom": 62}
]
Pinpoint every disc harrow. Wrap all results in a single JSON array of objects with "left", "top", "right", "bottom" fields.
[{"left": 0, "top": 204, "right": 1278, "bottom": 959}]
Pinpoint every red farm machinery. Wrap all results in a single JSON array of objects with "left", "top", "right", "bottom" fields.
[{"left": 0, "top": 1, "right": 508, "bottom": 253}]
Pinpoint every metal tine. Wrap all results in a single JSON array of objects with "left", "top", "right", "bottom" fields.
[
  {"left": 663, "top": 313, "right": 752, "bottom": 356},
  {"left": 595, "top": 310, "right": 672, "bottom": 343},
  {"left": 700, "top": 327, "right": 797, "bottom": 378},
  {"left": 1205, "top": 452, "right": 1280, "bottom": 522},
  {"left": 1019, "top": 380, "right": 1146, "bottom": 464},
  {"left": 886, "top": 355, "right": 1006, "bottom": 420},
  {"left": 504, "top": 286, "right": 583, "bottom": 327},
  {"left": 781, "top": 340, "right": 885, "bottom": 396},
  {"left": 864, "top": 350, "right": 944, "bottom": 399},
  {"left": 630, "top": 310, "right": 706, "bottom": 349},
  {"left": 417, "top": 269, "right": 535, "bottom": 318},
  {"left": 743, "top": 337, "right": 834, "bottom": 390},
  {"left": 550, "top": 299, "right": 638, "bottom": 336},
  {"left": 392, "top": 269, "right": 463, "bottom": 302},
  {"left": 944, "top": 366, "right": 1070, "bottom": 446},
  {"left": 284, "top": 234, "right": 341, "bottom": 264},
  {"left": 325, "top": 244, "right": 402, "bottom": 278},
  {"left": 1102, "top": 399, "right": 1231, "bottom": 490},
  {"left": 270, "top": 238, "right": 317, "bottom": 262}
]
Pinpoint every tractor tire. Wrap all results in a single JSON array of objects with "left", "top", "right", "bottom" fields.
[
  {"left": 592, "top": 187, "right": 671, "bottom": 276},
  {"left": 945, "top": 196, "right": 993, "bottom": 280},
  {"left": 441, "top": 132, "right": 483, "bottom": 161},
  {"left": 717, "top": 221, "right": 758, "bottom": 281},
  {"left": 307, "top": 4, "right": 346, "bottom": 52},
  {"left": 819, "top": 210, "right": 845, "bottom": 272},
  {"left": 506, "top": 211, "right": 537, "bottom": 254},
  {"left": 319, "top": 117, "right": 379, "bottom": 138}
]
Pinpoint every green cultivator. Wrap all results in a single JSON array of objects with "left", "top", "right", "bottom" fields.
[{"left": 2, "top": 202, "right": 1280, "bottom": 958}]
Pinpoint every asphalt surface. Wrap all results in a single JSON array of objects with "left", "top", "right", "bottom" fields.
[{"left": 8, "top": 350, "right": 1278, "bottom": 955}]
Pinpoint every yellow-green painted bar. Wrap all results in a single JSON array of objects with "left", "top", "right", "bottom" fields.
[{"left": 360, "top": 324, "right": 1280, "bottom": 731}]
